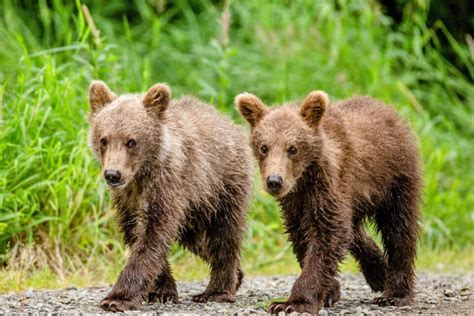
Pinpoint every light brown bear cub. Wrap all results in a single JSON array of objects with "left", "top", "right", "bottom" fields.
[
  {"left": 236, "top": 91, "right": 421, "bottom": 314},
  {"left": 88, "top": 81, "right": 253, "bottom": 312}
]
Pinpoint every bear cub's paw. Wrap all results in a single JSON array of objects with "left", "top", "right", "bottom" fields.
[
  {"left": 192, "top": 291, "right": 236, "bottom": 303},
  {"left": 267, "top": 300, "right": 322, "bottom": 314},
  {"left": 147, "top": 286, "right": 179, "bottom": 304},
  {"left": 324, "top": 282, "right": 341, "bottom": 307},
  {"left": 372, "top": 294, "right": 413, "bottom": 306},
  {"left": 100, "top": 296, "right": 141, "bottom": 312}
]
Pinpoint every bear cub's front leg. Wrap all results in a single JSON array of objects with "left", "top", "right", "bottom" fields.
[
  {"left": 147, "top": 260, "right": 179, "bottom": 304},
  {"left": 267, "top": 239, "right": 346, "bottom": 314}
]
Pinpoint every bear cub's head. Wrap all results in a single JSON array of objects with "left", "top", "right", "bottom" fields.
[
  {"left": 88, "top": 80, "right": 171, "bottom": 190},
  {"left": 236, "top": 91, "right": 329, "bottom": 198}
]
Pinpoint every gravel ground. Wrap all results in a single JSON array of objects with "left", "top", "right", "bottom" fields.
[{"left": 0, "top": 273, "right": 472, "bottom": 315}]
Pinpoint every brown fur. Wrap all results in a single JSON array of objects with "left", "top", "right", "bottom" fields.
[
  {"left": 236, "top": 91, "right": 422, "bottom": 314},
  {"left": 88, "top": 81, "right": 253, "bottom": 312}
]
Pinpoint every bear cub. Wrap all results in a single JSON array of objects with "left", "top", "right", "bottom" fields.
[
  {"left": 236, "top": 91, "right": 421, "bottom": 314},
  {"left": 88, "top": 81, "right": 253, "bottom": 312}
]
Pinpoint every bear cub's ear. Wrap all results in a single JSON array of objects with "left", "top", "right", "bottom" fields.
[
  {"left": 235, "top": 93, "right": 269, "bottom": 128},
  {"left": 88, "top": 80, "right": 117, "bottom": 118},
  {"left": 143, "top": 83, "right": 171, "bottom": 115},
  {"left": 300, "top": 90, "right": 329, "bottom": 128}
]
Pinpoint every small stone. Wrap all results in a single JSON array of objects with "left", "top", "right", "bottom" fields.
[
  {"left": 24, "top": 289, "right": 34, "bottom": 298},
  {"left": 246, "top": 308, "right": 260, "bottom": 314},
  {"left": 65, "top": 287, "right": 78, "bottom": 291},
  {"left": 443, "top": 289, "right": 455, "bottom": 297}
]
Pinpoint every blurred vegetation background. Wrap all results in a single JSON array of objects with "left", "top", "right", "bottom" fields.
[{"left": 0, "top": 0, "right": 473, "bottom": 291}]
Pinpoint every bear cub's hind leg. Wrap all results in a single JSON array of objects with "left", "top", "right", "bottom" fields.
[
  {"left": 349, "top": 225, "right": 387, "bottom": 293},
  {"left": 372, "top": 177, "right": 420, "bottom": 306},
  {"left": 192, "top": 199, "right": 247, "bottom": 303}
]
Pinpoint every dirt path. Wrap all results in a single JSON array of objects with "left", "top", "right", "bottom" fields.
[{"left": 0, "top": 273, "right": 471, "bottom": 314}]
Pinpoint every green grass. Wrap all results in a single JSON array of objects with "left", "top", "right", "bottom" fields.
[{"left": 0, "top": 0, "right": 473, "bottom": 291}]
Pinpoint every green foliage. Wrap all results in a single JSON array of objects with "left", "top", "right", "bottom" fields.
[{"left": 0, "top": 0, "right": 472, "bottom": 281}]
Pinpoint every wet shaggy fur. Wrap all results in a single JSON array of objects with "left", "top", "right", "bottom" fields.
[
  {"left": 88, "top": 81, "right": 253, "bottom": 312},
  {"left": 236, "top": 91, "right": 422, "bottom": 314}
]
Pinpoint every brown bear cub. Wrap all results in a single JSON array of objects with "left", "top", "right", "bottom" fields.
[
  {"left": 88, "top": 81, "right": 253, "bottom": 312},
  {"left": 236, "top": 91, "right": 421, "bottom": 314}
]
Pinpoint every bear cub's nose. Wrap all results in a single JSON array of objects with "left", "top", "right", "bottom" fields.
[
  {"left": 267, "top": 175, "right": 283, "bottom": 193},
  {"left": 104, "top": 169, "right": 122, "bottom": 185}
]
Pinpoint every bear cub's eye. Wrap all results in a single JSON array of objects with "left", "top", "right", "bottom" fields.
[
  {"left": 100, "top": 138, "right": 107, "bottom": 147},
  {"left": 288, "top": 146, "right": 298, "bottom": 156},
  {"left": 127, "top": 139, "right": 137, "bottom": 149},
  {"left": 259, "top": 144, "right": 269, "bottom": 155}
]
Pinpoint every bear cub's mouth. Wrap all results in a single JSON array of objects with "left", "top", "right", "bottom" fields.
[{"left": 107, "top": 181, "right": 126, "bottom": 189}]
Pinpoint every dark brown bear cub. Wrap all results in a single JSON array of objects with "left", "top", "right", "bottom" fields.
[
  {"left": 88, "top": 81, "right": 253, "bottom": 312},
  {"left": 236, "top": 91, "right": 421, "bottom": 314}
]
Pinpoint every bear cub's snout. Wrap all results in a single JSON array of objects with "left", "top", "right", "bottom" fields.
[
  {"left": 103, "top": 169, "right": 122, "bottom": 187},
  {"left": 266, "top": 175, "right": 283, "bottom": 194}
]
